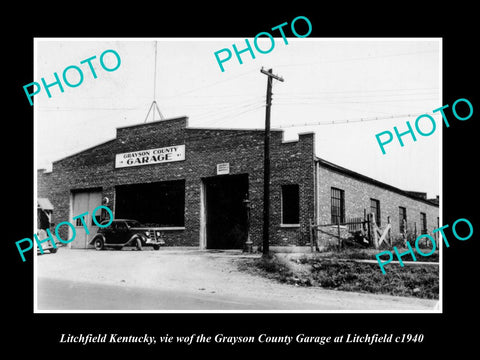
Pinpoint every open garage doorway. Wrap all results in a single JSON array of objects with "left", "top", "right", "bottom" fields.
[
  {"left": 203, "top": 174, "right": 249, "bottom": 249},
  {"left": 115, "top": 180, "right": 185, "bottom": 227}
]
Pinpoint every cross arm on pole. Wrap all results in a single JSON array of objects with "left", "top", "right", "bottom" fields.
[{"left": 260, "top": 67, "right": 284, "bottom": 82}]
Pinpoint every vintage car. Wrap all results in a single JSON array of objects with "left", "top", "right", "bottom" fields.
[
  {"left": 36, "top": 229, "right": 58, "bottom": 254},
  {"left": 89, "top": 219, "right": 165, "bottom": 251}
]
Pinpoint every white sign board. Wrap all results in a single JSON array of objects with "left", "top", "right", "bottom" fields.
[
  {"left": 115, "top": 145, "right": 185, "bottom": 168},
  {"left": 216, "top": 163, "right": 230, "bottom": 175}
]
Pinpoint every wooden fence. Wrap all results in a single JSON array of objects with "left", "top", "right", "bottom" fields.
[{"left": 309, "top": 211, "right": 392, "bottom": 251}]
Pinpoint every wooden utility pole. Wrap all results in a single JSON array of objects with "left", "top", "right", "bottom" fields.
[{"left": 260, "top": 67, "right": 284, "bottom": 258}]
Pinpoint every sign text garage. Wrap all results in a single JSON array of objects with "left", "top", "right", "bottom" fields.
[{"left": 115, "top": 145, "right": 185, "bottom": 168}]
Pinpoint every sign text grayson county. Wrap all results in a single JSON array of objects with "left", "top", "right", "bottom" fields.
[{"left": 115, "top": 145, "right": 185, "bottom": 168}]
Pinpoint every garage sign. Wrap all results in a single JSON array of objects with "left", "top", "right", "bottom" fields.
[{"left": 115, "top": 145, "right": 185, "bottom": 168}]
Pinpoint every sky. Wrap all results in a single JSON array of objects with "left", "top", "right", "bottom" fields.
[{"left": 34, "top": 38, "right": 441, "bottom": 198}]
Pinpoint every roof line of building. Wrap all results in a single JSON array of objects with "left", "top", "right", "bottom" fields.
[
  {"left": 44, "top": 119, "right": 437, "bottom": 207},
  {"left": 47, "top": 120, "right": 304, "bottom": 166},
  {"left": 51, "top": 138, "right": 117, "bottom": 165},
  {"left": 315, "top": 156, "right": 439, "bottom": 207}
]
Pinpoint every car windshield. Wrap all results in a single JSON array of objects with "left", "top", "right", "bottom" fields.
[{"left": 124, "top": 220, "right": 141, "bottom": 227}]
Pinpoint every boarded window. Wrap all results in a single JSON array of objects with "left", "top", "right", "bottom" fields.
[
  {"left": 331, "top": 187, "right": 345, "bottom": 224},
  {"left": 282, "top": 184, "right": 300, "bottom": 225}
]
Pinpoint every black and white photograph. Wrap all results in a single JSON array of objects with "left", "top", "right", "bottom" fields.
[
  {"left": 7, "top": 5, "right": 478, "bottom": 355},
  {"left": 33, "top": 38, "right": 441, "bottom": 312}
]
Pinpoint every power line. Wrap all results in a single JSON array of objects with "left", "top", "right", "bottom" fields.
[
  {"left": 272, "top": 97, "right": 439, "bottom": 106},
  {"left": 193, "top": 98, "right": 264, "bottom": 119},
  {"left": 37, "top": 106, "right": 139, "bottom": 111},
  {"left": 275, "top": 49, "right": 439, "bottom": 68},
  {"left": 167, "top": 95, "right": 264, "bottom": 110},
  {"left": 196, "top": 103, "right": 265, "bottom": 126},
  {"left": 162, "top": 70, "right": 255, "bottom": 99},
  {"left": 274, "top": 87, "right": 439, "bottom": 96},
  {"left": 274, "top": 113, "right": 438, "bottom": 128},
  {"left": 274, "top": 91, "right": 439, "bottom": 101}
]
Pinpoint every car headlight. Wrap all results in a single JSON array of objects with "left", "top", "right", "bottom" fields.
[
  {"left": 145, "top": 231, "right": 149, "bottom": 236},
  {"left": 156, "top": 231, "right": 161, "bottom": 237}
]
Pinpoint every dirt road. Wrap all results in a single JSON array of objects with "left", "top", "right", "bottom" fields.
[{"left": 35, "top": 247, "right": 438, "bottom": 311}]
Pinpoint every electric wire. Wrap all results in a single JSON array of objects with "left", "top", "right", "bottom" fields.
[
  {"left": 275, "top": 49, "right": 439, "bottom": 68},
  {"left": 273, "top": 112, "right": 439, "bottom": 129},
  {"left": 195, "top": 101, "right": 265, "bottom": 126}
]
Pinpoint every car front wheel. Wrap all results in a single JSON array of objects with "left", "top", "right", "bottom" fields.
[
  {"left": 135, "top": 238, "right": 142, "bottom": 251},
  {"left": 153, "top": 245, "right": 160, "bottom": 250},
  {"left": 94, "top": 238, "right": 104, "bottom": 251}
]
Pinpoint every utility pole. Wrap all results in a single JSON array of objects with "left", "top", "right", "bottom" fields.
[{"left": 260, "top": 67, "right": 284, "bottom": 258}]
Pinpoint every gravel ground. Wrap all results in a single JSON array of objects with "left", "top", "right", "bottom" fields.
[{"left": 35, "top": 247, "right": 439, "bottom": 311}]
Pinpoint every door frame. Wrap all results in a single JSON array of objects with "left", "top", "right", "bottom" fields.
[
  {"left": 70, "top": 188, "right": 102, "bottom": 249},
  {"left": 200, "top": 173, "right": 249, "bottom": 250},
  {"left": 199, "top": 180, "right": 207, "bottom": 250}
]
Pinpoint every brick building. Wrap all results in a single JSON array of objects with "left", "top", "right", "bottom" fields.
[{"left": 37, "top": 116, "right": 439, "bottom": 249}]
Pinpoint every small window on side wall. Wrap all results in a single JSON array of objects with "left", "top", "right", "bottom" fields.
[
  {"left": 420, "top": 212, "right": 427, "bottom": 234},
  {"left": 399, "top": 206, "right": 407, "bottom": 233},
  {"left": 331, "top": 187, "right": 345, "bottom": 225},
  {"left": 282, "top": 184, "right": 300, "bottom": 225},
  {"left": 370, "top": 198, "right": 381, "bottom": 226}
]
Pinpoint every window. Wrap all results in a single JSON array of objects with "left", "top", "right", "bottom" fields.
[
  {"left": 115, "top": 180, "right": 185, "bottom": 227},
  {"left": 420, "top": 212, "right": 427, "bottom": 234},
  {"left": 370, "top": 198, "right": 381, "bottom": 226},
  {"left": 116, "top": 221, "right": 128, "bottom": 231},
  {"left": 282, "top": 184, "right": 300, "bottom": 225},
  {"left": 331, "top": 187, "right": 345, "bottom": 224},
  {"left": 399, "top": 207, "right": 407, "bottom": 233}
]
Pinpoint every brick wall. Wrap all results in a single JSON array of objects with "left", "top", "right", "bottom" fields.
[
  {"left": 315, "top": 161, "right": 439, "bottom": 241},
  {"left": 37, "top": 116, "right": 439, "bottom": 249},
  {"left": 37, "top": 169, "right": 52, "bottom": 197},
  {"left": 37, "top": 117, "right": 316, "bottom": 247}
]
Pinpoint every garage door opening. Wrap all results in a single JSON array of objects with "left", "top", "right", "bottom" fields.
[
  {"left": 203, "top": 174, "right": 249, "bottom": 249},
  {"left": 115, "top": 180, "right": 185, "bottom": 227},
  {"left": 71, "top": 189, "right": 102, "bottom": 248}
]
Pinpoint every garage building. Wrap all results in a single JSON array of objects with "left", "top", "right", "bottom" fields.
[{"left": 37, "top": 116, "right": 439, "bottom": 249}]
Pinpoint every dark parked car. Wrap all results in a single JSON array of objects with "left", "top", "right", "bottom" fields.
[{"left": 89, "top": 219, "right": 165, "bottom": 251}]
